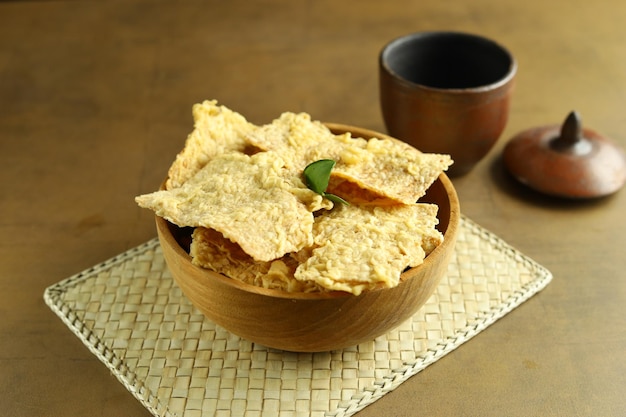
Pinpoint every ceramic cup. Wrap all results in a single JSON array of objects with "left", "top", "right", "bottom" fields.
[{"left": 379, "top": 31, "right": 517, "bottom": 176}]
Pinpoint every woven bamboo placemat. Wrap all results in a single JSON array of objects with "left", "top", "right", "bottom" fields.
[{"left": 44, "top": 216, "right": 551, "bottom": 417}]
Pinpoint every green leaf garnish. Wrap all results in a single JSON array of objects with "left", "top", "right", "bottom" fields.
[
  {"left": 303, "top": 159, "right": 349, "bottom": 206},
  {"left": 304, "top": 159, "right": 334, "bottom": 194}
]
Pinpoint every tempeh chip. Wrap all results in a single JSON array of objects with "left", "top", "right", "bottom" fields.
[
  {"left": 166, "top": 100, "right": 257, "bottom": 190},
  {"left": 244, "top": 111, "right": 334, "bottom": 162},
  {"left": 190, "top": 227, "right": 324, "bottom": 292},
  {"left": 136, "top": 151, "right": 327, "bottom": 262},
  {"left": 294, "top": 203, "right": 443, "bottom": 295},
  {"left": 328, "top": 136, "right": 452, "bottom": 204}
]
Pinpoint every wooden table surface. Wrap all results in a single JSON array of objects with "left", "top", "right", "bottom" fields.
[{"left": 2, "top": 1, "right": 625, "bottom": 416}]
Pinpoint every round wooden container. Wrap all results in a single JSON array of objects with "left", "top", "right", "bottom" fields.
[{"left": 156, "top": 123, "right": 460, "bottom": 352}]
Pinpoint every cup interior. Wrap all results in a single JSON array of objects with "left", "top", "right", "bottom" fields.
[{"left": 381, "top": 32, "right": 515, "bottom": 89}]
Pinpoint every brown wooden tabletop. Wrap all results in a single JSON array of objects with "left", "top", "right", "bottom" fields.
[{"left": 2, "top": 1, "right": 626, "bottom": 416}]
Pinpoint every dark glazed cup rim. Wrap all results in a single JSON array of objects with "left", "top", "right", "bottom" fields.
[{"left": 380, "top": 31, "right": 517, "bottom": 93}]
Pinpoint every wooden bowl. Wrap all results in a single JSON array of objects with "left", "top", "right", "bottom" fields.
[{"left": 155, "top": 123, "right": 460, "bottom": 352}]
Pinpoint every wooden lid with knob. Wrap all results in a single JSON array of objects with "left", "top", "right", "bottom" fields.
[{"left": 503, "top": 111, "right": 626, "bottom": 198}]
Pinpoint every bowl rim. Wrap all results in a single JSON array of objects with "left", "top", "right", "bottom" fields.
[{"left": 155, "top": 123, "right": 460, "bottom": 301}]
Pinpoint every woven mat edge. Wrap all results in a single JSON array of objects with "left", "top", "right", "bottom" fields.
[
  {"left": 43, "top": 216, "right": 553, "bottom": 417},
  {"left": 44, "top": 238, "right": 169, "bottom": 417},
  {"left": 332, "top": 216, "right": 553, "bottom": 417}
]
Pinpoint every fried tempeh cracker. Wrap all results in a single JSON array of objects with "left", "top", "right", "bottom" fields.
[
  {"left": 166, "top": 100, "right": 257, "bottom": 190},
  {"left": 190, "top": 227, "right": 324, "bottom": 292},
  {"left": 294, "top": 203, "right": 443, "bottom": 295},
  {"left": 137, "top": 151, "right": 328, "bottom": 262}
]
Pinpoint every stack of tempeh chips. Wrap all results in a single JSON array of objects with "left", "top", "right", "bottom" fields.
[{"left": 136, "top": 100, "right": 452, "bottom": 295}]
